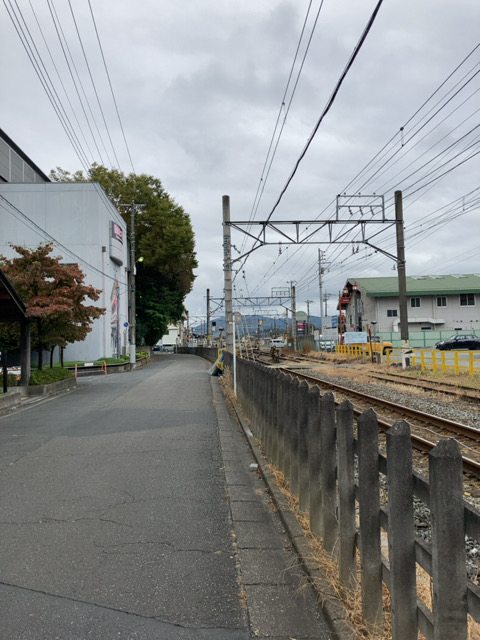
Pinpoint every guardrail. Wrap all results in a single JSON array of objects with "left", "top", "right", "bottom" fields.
[
  {"left": 337, "top": 345, "right": 480, "bottom": 375},
  {"left": 385, "top": 348, "right": 480, "bottom": 375}
]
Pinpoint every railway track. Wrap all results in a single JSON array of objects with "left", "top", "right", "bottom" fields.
[
  {"left": 282, "top": 366, "right": 480, "bottom": 476},
  {"left": 368, "top": 371, "right": 480, "bottom": 402}
]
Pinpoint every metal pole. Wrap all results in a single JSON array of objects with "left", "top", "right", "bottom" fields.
[
  {"left": 232, "top": 319, "right": 237, "bottom": 396},
  {"left": 395, "top": 191, "right": 409, "bottom": 347},
  {"left": 291, "top": 283, "right": 297, "bottom": 351},
  {"left": 318, "top": 249, "right": 323, "bottom": 336},
  {"left": 206, "top": 288, "right": 211, "bottom": 347},
  {"left": 223, "top": 196, "right": 234, "bottom": 352}
]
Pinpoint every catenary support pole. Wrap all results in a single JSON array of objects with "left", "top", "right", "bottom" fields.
[
  {"left": 395, "top": 190, "right": 409, "bottom": 347},
  {"left": 206, "top": 288, "right": 211, "bottom": 346},
  {"left": 223, "top": 196, "right": 234, "bottom": 352}
]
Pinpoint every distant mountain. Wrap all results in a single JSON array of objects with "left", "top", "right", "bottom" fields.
[{"left": 191, "top": 314, "right": 332, "bottom": 337}]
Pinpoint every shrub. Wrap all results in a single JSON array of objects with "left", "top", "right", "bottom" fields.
[
  {"left": 7, "top": 373, "right": 20, "bottom": 387},
  {"left": 29, "top": 368, "right": 74, "bottom": 386}
]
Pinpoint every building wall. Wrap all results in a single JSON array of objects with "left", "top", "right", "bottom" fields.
[
  {"left": 349, "top": 286, "right": 479, "bottom": 334},
  {"left": 0, "top": 182, "right": 129, "bottom": 362},
  {"left": 0, "top": 129, "right": 49, "bottom": 183}
]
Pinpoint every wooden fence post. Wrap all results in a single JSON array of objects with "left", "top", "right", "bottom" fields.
[
  {"left": 430, "top": 438, "right": 467, "bottom": 640},
  {"left": 271, "top": 370, "right": 281, "bottom": 467},
  {"left": 282, "top": 375, "right": 294, "bottom": 486},
  {"left": 289, "top": 377, "right": 300, "bottom": 495},
  {"left": 277, "top": 374, "right": 288, "bottom": 475},
  {"left": 320, "top": 391, "right": 338, "bottom": 554},
  {"left": 337, "top": 399, "right": 356, "bottom": 589},
  {"left": 298, "top": 380, "right": 310, "bottom": 512},
  {"left": 308, "top": 385, "right": 322, "bottom": 537},
  {"left": 357, "top": 408, "right": 383, "bottom": 634},
  {"left": 256, "top": 365, "right": 266, "bottom": 441},
  {"left": 264, "top": 369, "right": 276, "bottom": 462},
  {"left": 387, "top": 420, "right": 417, "bottom": 640}
]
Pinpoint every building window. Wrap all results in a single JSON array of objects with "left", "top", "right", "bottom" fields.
[
  {"left": 460, "top": 293, "right": 475, "bottom": 306},
  {"left": 410, "top": 297, "right": 421, "bottom": 308},
  {"left": 436, "top": 296, "right": 447, "bottom": 307},
  {"left": 387, "top": 309, "right": 398, "bottom": 317}
]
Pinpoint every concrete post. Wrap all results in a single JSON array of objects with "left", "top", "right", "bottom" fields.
[
  {"left": 357, "top": 408, "right": 383, "bottom": 634},
  {"left": 319, "top": 392, "right": 337, "bottom": 553},
  {"left": 298, "top": 380, "right": 310, "bottom": 511},
  {"left": 430, "top": 438, "right": 467, "bottom": 640},
  {"left": 337, "top": 399, "right": 356, "bottom": 589},
  {"left": 289, "top": 377, "right": 300, "bottom": 495},
  {"left": 307, "top": 385, "right": 322, "bottom": 537},
  {"left": 387, "top": 420, "right": 417, "bottom": 640}
]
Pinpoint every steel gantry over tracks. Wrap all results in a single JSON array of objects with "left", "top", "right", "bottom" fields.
[{"left": 222, "top": 192, "right": 409, "bottom": 352}]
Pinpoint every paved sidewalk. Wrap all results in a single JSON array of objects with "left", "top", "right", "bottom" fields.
[
  {"left": 212, "top": 377, "right": 333, "bottom": 639},
  {"left": 0, "top": 355, "right": 336, "bottom": 639}
]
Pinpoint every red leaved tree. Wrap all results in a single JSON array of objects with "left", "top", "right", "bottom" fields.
[{"left": 1, "top": 243, "right": 105, "bottom": 369}]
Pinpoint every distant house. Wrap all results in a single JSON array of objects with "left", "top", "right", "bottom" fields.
[{"left": 340, "top": 275, "right": 480, "bottom": 334}]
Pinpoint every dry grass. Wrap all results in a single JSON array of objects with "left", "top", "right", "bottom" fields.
[
  {"left": 268, "top": 464, "right": 392, "bottom": 639},
  {"left": 220, "top": 359, "right": 480, "bottom": 637},
  {"left": 268, "top": 462, "right": 480, "bottom": 639}
]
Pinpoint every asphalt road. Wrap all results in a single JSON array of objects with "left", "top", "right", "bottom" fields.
[{"left": 0, "top": 354, "right": 332, "bottom": 640}]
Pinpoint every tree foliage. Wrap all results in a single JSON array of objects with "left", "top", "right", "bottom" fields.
[
  {"left": 50, "top": 165, "right": 197, "bottom": 344},
  {"left": 0, "top": 243, "right": 104, "bottom": 369}
]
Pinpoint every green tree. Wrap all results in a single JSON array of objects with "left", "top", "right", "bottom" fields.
[
  {"left": 50, "top": 164, "right": 197, "bottom": 344},
  {"left": 0, "top": 243, "right": 104, "bottom": 369}
]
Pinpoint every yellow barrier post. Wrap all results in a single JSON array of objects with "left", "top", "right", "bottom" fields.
[
  {"left": 420, "top": 350, "right": 426, "bottom": 372},
  {"left": 103, "top": 360, "right": 107, "bottom": 375},
  {"left": 469, "top": 352, "right": 474, "bottom": 376},
  {"left": 454, "top": 351, "right": 459, "bottom": 375},
  {"left": 441, "top": 350, "right": 446, "bottom": 373}
]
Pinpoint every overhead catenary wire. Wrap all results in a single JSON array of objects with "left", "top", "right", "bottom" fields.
[
  {"left": 249, "top": 39, "right": 480, "bottom": 302},
  {"left": 237, "top": 0, "right": 385, "bottom": 288},
  {"left": 244, "top": 0, "right": 326, "bottom": 250}
]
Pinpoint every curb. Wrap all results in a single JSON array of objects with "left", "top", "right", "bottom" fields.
[{"left": 228, "top": 393, "right": 359, "bottom": 640}]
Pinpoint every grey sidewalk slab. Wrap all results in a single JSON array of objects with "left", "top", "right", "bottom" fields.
[{"left": 211, "top": 377, "right": 333, "bottom": 640}]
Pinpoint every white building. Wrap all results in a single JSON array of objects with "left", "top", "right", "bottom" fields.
[
  {"left": 340, "top": 275, "right": 480, "bottom": 341},
  {"left": 0, "top": 147, "right": 130, "bottom": 362}
]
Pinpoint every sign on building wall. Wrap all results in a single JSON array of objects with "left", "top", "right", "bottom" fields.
[{"left": 110, "top": 221, "right": 124, "bottom": 243}]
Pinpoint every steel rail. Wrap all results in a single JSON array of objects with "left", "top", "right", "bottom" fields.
[{"left": 279, "top": 367, "right": 480, "bottom": 477}]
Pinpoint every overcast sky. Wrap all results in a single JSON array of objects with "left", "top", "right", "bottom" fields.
[{"left": 2, "top": 0, "right": 480, "bottom": 325}]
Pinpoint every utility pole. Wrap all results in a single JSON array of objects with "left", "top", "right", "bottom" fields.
[
  {"left": 291, "top": 282, "right": 297, "bottom": 351},
  {"left": 395, "top": 191, "right": 409, "bottom": 347},
  {"left": 318, "top": 250, "right": 331, "bottom": 336},
  {"left": 123, "top": 200, "right": 145, "bottom": 366},
  {"left": 306, "top": 300, "right": 313, "bottom": 334},
  {"left": 129, "top": 205, "right": 136, "bottom": 364},
  {"left": 223, "top": 195, "right": 234, "bottom": 352},
  {"left": 323, "top": 292, "right": 331, "bottom": 318}
]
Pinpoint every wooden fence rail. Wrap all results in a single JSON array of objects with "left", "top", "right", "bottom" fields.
[{"left": 226, "top": 354, "right": 480, "bottom": 640}]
